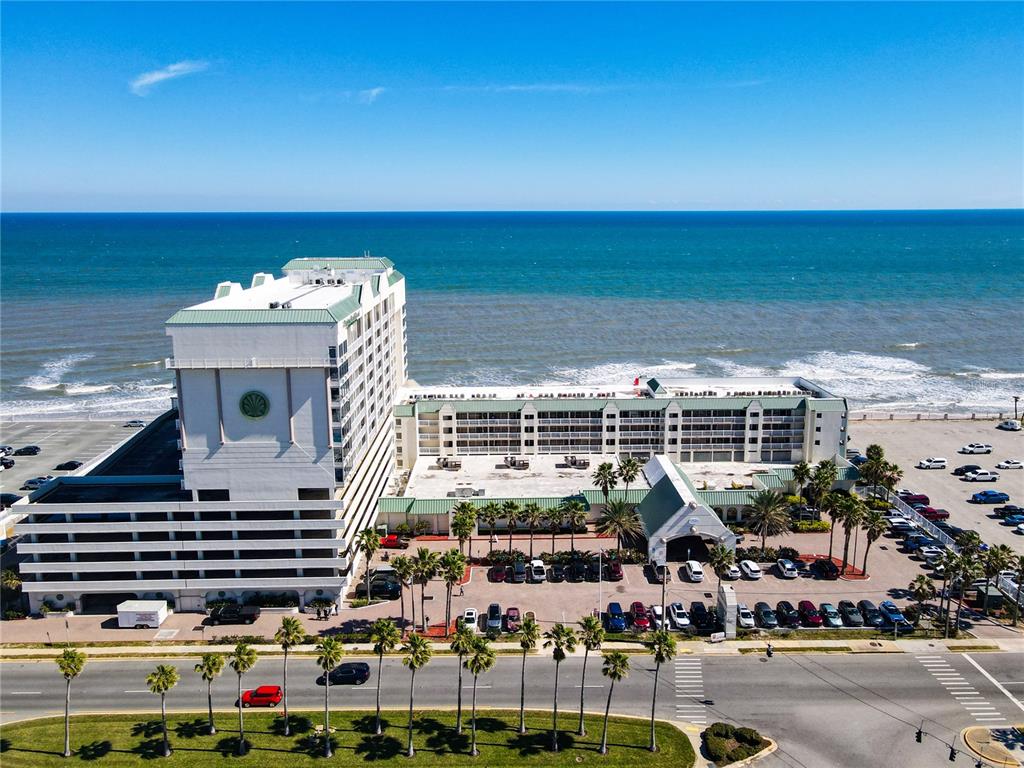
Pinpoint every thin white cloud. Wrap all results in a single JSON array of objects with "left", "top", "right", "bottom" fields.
[
  {"left": 130, "top": 60, "right": 209, "bottom": 96},
  {"left": 442, "top": 83, "right": 611, "bottom": 94},
  {"left": 358, "top": 87, "right": 386, "bottom": 104}
]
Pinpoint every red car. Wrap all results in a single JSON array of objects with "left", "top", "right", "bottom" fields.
[
  {"left": 630, "top": 601, "right": 651, "bottom": 630},
  {"left": 899, "top": 493, "right": 930, "bottom": 506},
  {"left": 919, "top": 508, "right": 950, "bottom": 521},
  {"left": 490, "top": 564, "right": 508, "bottom": 582},
  {"left": 505, "top": 607, "right": 521, "bottom": 632},
  {"left": 798, "top": 600, "right": 823, "bottom": 627},
  {"left": 607, "top": 560, "right": 624, "bottom": 581},
  {"left": 380, "top": 534, "right": 410, "bottom": 549},
  {"left": 241, "top": 685, "right": 282, "bottom": 708}
]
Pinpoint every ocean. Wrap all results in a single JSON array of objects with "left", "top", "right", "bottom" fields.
[{"left": 1, "top": 211, "right": 1022, "bottom": 418}]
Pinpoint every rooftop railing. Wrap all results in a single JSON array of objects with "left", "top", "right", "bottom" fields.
[{"left": 166, "top": 357, "right": 332, "bottom": 369}]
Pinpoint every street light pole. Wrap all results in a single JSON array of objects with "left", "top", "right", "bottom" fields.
[{"left": 1014, "top": 396, "right": 1020, "bottom": 421}]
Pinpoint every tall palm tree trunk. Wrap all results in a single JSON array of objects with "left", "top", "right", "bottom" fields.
[
  {"left": 282, "top": 649, "right": 291, "bottom": 737},
  {"left": 953, "top": 592, "right": 967, "bottom": 639},
  {"left": 63, "top": 679, "right": 72, "bottom": 757},
  {"left": 375, "top": 653, "right": 384, "bottom": 734},
  {"left": 456, "top": 654, "right": 465, "bottom": 734},
  {"left": 862, "top": 542, "right": 873, "bottom": 576},
  {"left": 551, "top": 661, "right": 561, "bottom": 752},
  {"left": 406, "top": 670, "right": 416, "bottom": 758},
  {"left": 841, "top": 530, "right": 853, "bottom": 574},
  {"left": 551, "top": 529, "right": 556, "bottom": 554},
  {"left": 518, "top": 649, "right": 528, "bottom": 734},
  {"left": 420, "top": 582, "right": 428, "bottom": 633},
  {"left": 206, "top": 681, "right": 216, "bottom": 735},
  {"left": 236, "top": 675, "right": 245, "bottom": 755},
  {"left": 570, "top": 527, "right": 575, "bottom": 555},
  {"left": 852, "top": 528, "right": 860, "bottom": 571},
  {"left": 529, "top": 525, "right": 534, "bottom": 560},
  {"left": 827, "top": 523, "right": 836, "bottom": 561},
  {"left": 323, "top": 676, "right": 332, "bottom": 757},
  {"left": 161, "top": 693, "right": 170, "bottom": 757},
  {"left": 408, "top": 582, "right": 415, "bottom": 632},
  {"left": 577, "top": 649, "right": 589, "bottom": 736},
  {"left": 648, "top": 662, "right": 661, "bottom": 752},
  {"left": 599, "top": 680, "right": 615, "bottom": 755},
  {"left": 470, "top": 675, "right": 480, "bottom": 756}
]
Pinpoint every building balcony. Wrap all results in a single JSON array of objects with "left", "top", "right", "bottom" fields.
[
  {"left": 18, "top": 519, "right": 346, "bottom": 535},
  {"left": 166, "top": 357, "right": 332, "bottom": 369},
  {"left": 19, "top": 538, "right": 339, "bottom": 554},
  {"left": 21, "top": 576, "right": 346, "bottom": 593},
  {"left": 21, "top": 557, "right": 346, "bottom": 574}
]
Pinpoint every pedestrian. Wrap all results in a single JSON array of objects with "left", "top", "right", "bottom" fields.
[
  {"left": 766, "top": 642, "right": 773, "bottom": 658},
  {"left": 459, "top": 584, "right": 465, "bottom": 597}
]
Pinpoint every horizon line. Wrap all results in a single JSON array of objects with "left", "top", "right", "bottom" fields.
[{"left": 3, "top": 207, "right": 1022, "bottom": 215}]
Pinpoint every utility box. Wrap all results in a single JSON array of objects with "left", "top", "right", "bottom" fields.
[
  {"left": 717, "top": 583, "right": 738, "bottom": 639},
  {"left": 117, "top": 600, "right": 169, "bottom": 629}
]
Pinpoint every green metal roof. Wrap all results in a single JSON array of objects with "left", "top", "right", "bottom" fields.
[
  {"left": 752, "top": 471, "right": 786, "bottom": 490},
  {"left": 281, "top": 257, "right": 395, "bottom": 271},
  {"left": 376, "top": 488, "right": 650, "bottom": 518},
  {"left": 838, "top": 465, "right": 861, "bottom": 481},
  {"left": 698, "top": 489, "right": 759, "bottom": 508},
  {"left": 371, "top": 274, "right": 381, "bottom": 297},
  {"left": 636, "top": 475, "right": 685, "bottom": 536},
  {"left": 647, "top": 378, "right": 666, "bottom": 394},
  {"left": 388, "top": 270, "right": 405, "bottom": 286},
  {"left": 394, "top": 403, "right": 415, "bottom": 418},
  {"left": 166, "top": 285, "right": 362, "bottom": 326},
  {"left": 807, "top": 399, "right": 848, "bottom": 412}
]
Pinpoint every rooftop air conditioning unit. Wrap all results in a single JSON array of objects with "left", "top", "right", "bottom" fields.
[{"left": 269, "top": 301, "right": 280, "bottom": 309}]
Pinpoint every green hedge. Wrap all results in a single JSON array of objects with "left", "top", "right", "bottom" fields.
[
  {"left": 793, "top": 520, "right": 831, "bottom": 533},
  {"left": 701, "top": 722, "right": 769, "bottom": 766}
]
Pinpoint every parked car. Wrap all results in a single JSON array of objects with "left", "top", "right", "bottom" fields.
[
  {"left": 505, "top": 606, "right": 521, "bottom": 632},
  {"left": 380, "top": 534, "right": 410, "bottom": 549},
  {"left": 668, "top": 601, "right": 691, "bottom": 630},
  {"left": 486, "top": 603, "right": 502, "bottom": 632},
  {"left": 21, "top": 476, "right": 54, "bottom": 490},
  {"left": 529, "top": 559, "right": 546, "bottom": 583},
  {"left": 124, "top": 419, "right": 146, "bottom": 428},
  {"left": 722, "top": 563, "right": 742, "bottom": 580},
  {"left": 650, "top": 604, "right": 665, "bottom": 629},
  {"left": 798, "top": 600, "right": 823, "bottom": 627},
  {"left": 904, "top": 535, "right": 941, "bottom": 553},
  {"left": 1002, "top": 514, "right": 1024, "bottom": 525},
  {"left": 960, "top": 443, "right": 993, "bottom": 454},
  {"left": 14, "top": 445, "right": 41, "bottom": 456},
  {"left": 208, "top": 604, "right": 261, "bottom": 625},
  {"left": 690, "top": 601, "right": 716, "bottom": 631},
  {"left": 355, "top": 576, "right": 401, "bottom": 600},
  {"left": 549, "top": 563, "right": 565, "bottom": 582},
  {"left": 996, "top": 459, "right": 1023, "bottom": 470},
  {"left": 837, "top": 600, "right": 865, "bottom": 627},
  {"left": 240, "top": 685, "right": 283, "bottom": 707},
  {"left": 568, "top": 558, "right": 588, "bottom": 582},
  {"left": 607, "top": 559, "right": 624, "bottom": 581},
  {"left": 899, "top": 493, "right": 930, "bottom": 506},
  {"left": 918, "top": 545, "right": 945, "bottom": 561},
  {"left": 0, "top": 493, "right": 23, "bottom": 509},
  {"left": 630, "top": 602, "right": 651, "bottom": 630},
  {"left": 0, "top": 457, "right": 14, "bottom": 469},
  {"left": 684, "top": 560, "right": 705, "bottom": 582},
  {"left": 650, "top": 563, "right": 672, "bottom": 584},
  {"left": 490, "top": 564, "right": 508, "bottom": 583},
  {"left": 811, "top": 559, "right": 839, "bottom": 579},
  {"left": 753, "top": 602, "right": 778, "bottom": 629},
  {"left": 605, "top": 602, "right": 627, "bottom": 632},
  {"left": 55, "top": 460, "right": 83, "bottom": 471},
  {"left": 0, "top": 445, "right": 13, "bottom": 456},
  {"left": 878, "top": 601, "right": 909, "bottom": 627},
  {"left": 972, "top": 490, "right": 1010, "bottom": 504},
  {"left": 850, "top": 454, "right": 869, "bottom": 466},
  {"left": 317, "top": 662, "right": 371, "bottom": 686},
  {"left": 511, "top": 561, "right": 528, "bottom": 583},
  {"left": 857, "top": 600, "right": 885, "bottom": 628},
  {"left": 964, "top": 470, "right": 1000, "bottom": 482},
  {"left": 736, "top": 603, "right": 756, "bottom": 629},
  {"left": 819, "top": 602, "right": 843, "bottom": 628},
  {"left": 587, "top": 555, "right": 603, "bottom": 582},
  {"left": 775, "top": 600, "right": 801, "bottom": 628},
  {"left": 461, "top": 607, "right": 479, "bottom": 632},
  {"left": 997, "top": 419, "right": 1022, "bottom": 431},
  {"left": 776, "top": 559, "right": 799, "bottom": 579},
  {"left": 917, "top": 457, "right": 947, "bottom": 469},
  {"left": 889, "top": 520, "right": 918, "bottom": 536},
  {"left": 953, "top": 464, "right": 983, "bottom": 476},
  {"left": 739, "top": 560, "right": 763, "bottom": 579},
  {"left": 918, "top": 508, "right": 950, "bottom": 521},
  {"left": 995, "top": 505, "right": 1024, "bottom": 518}
]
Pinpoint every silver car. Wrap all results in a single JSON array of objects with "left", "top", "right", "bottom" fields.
[
  {"left": 736, "top": 603, "right": 755, "bottom": 629},
  {"left": 668, "top": 601, "right": 690, "bottom": 630}
]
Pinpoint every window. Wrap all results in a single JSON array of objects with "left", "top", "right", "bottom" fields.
[
  {"left": 197, "top": 489, "right": 229, "bottom": 501},
  {"left": 524, "top": 425, "right": 534, "bottom": 433},
  {"left": 748, "top": 437, "right": 758, "bottom": 444},
  {"left": 524, "top": 413, "right": 534, "bottom": 420},
  {"left": 668, "top": 438, "right": 677, "bottom": 445},
  {"left": 605, "top": 439, "right": 615, "bottom": 445},
  {"left": 443, "top": 414, "right": 453, "bottom": 421},
  {"left": 816, "top": 413, "right": 822, "bottom": 419},
  {"left": 815, "top": 426, "right": 821, "bottom": 433},
  {"left": 525, "top": 439, "right": 534, "bottom": 446},
  {"left": 814, "top": 439, "right": 821, "bottom": 446},
  {"left": 749, "top": 412, "right": 759, "bottom": 419},
  {"left": 298, "top": 488, "right": 331, "bottom": 500},
  {"left": 606, "top": 425, "right": 616, "bottom": 432}
]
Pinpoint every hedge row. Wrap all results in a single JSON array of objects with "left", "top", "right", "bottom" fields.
[{"left": 703, "top": 722, "right": 770, "bottom": 766}]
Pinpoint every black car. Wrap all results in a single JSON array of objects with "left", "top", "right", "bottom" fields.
[
  {"left": 0, "top": 457, "right": 15, "bottom": 469},
  {"left": 14, "top": 446, "right": 41, "bottom": 456},
  {"left": 587, "top": 557, "right": 603, "bottom": 582},
  {"left": 837, "top": 600, "right": 865, "bottom": 627},
  {"left": 568, "top": 559, "right": 587, "bottom": 582},
  {"left": 953, "top": 464, "right": 982, "bottom": 476},
  {"left": 208, "top": 604, "right": 261, "bottom": 625},
  {"left": 753, "top": 601, "right": 778, "bottom": 629},
  {"left": 775, "top": 601, "right": 801, "bottom": 628},
  {"left": 317, "top": 662, "right": 371, "bottom": 686},
  {"left": 811, "top": 559, "right": 839, "bottom": 579},
  {"left": 55, "top": 460, "right": 83, "bottom": 471},
  {"left": 689, "top": 601, "right": 715, "bottom": 632},
  {"left": 355, "top": 576, "right": 401, "bottom": 599},
  {"left": 857, "top": 600, "right": 885, "bottom": 628},
  {"left": 995, "top": 505, "right": 1024, "bottom": 518},
  {"left": 511, "top": 561, "right": 528, "bottom": 583},
  {"left": 0, "top": 493, "right": 23, "bottom": 509},
  {"left": 549, "top": 563, "right": 565, "bottom": 582}
]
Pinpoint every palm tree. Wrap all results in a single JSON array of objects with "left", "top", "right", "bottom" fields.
[
  {"left": 315, "top": 637, "right": 344, "bottom": 757},
  {"left": 412, "top": 547, "right": 441, "bottom": 633},
  {"left": 193, "top": 653, "right": 224, "bottom": 736},
  {"left": 56, "top": 647, "right": 86, "bottom": 758},
  {"left": 449, "top": 623, "right": 476, "bottom": 734},
  {"left": 516, "top": 615, "right": 540, "bottom": 734},
  {"left": 647, "top": 629, "right": 676, "bottom": 752},
  {"left": 576, "top": 615, "right": 604, "bottom": 736},
  {"left": 392, "top": 554, "right": 415, "bottom": 631},
  {"left": 451, "top": 503, "right": 477, "bottom": 558},
  {"left": 596, "top": 498, "right": 643, "bottom": 556},
  {"left": 465, "top": 636, "right": 496, "bottom": 756},
  {"left": 880, "top": 462, "right": 904, "bottom": 496},
  {"left": 402, "top": 633, "right": 433, "bottom": 757},
  {"left": 598, "top": 652, "right": 630, "bottom": 755},
  {"left": 592, "top": 462, "right": 619, "bottom": 504},
  {"left": 274, "top": 616, "right": 305, "bottom": 736},
  {"left": 860, "top": 457, "right": 886, "bottom": 497},
  {"left": 952, "top": 553, "right": 982, "bottom": 638},
  {"left": 791, "top": 460, "right": 811, "bottom": 500},
  {"left": 522, "top": 502, "right": 544, "bottom": 560},
  {"left": 936, "top": 549, "right": 959, "bottom": 637},
  {"left": 229, "top": 642, "right": 257, "bottom": 755},
  {"left": 618, "top": 456, "right": 642, "bottom": 493},
  {"left": 956, "top": 530, "right": 985, "bottom": 559},
  {"left": 808, "top": 459, "right": 838, "bottom": 504},
  {"left": 562, "top": 499, "right": 588, "bottom": 554},
  {"left": 1, "top": 568, "right": 22, "bottom": 592},
  {"left": 440, "top": 548, "right": 467, "bottom": 634},
  {"left": 865, "top": 444, "right": 885, "bottom": 462},
  {"left": 747, "top": 490, "right": 791, "bottom": 556},
  {"left": 981, "top": 545, "right": 1014, "bottom": 616},
  {"left": 860, "top": 509, "right": 888, "bottom": 577},
  {"left": 146, "top": 664, "right": 179, "bottom": 758},
  {"left": 502, "top": 500, "right": 521, "bottom": 553},
  {"left": 545, "top": 506, "right": 563, "bottom": 553},
  {"left": 370, "top": 619, "right": 401, "bottom": 735},
  {"left": 837, "top": 495, "right": 866, "bottom": 575},
  {"left": 707, "top": 543, "right": 736, "bottom": 592},
  {"left": 909, "top": 575, "right": 937, "bottom": 626},
  {"left": 542, "top": 623, "right": 577, "bottom": 751},
  {"left": 478, "top": 502, "right": 500, "bottom": 549},
  {"left": 356, "top": 527, "right": 382, "bottom": 605},
  {"left": 819, "top": 491, "right": 842, "bottom": 562}
]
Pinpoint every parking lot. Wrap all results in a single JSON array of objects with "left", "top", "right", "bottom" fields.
[
  {"left": 851, "top": 420, "right": 1023, "bottom": 552},
  {"left": 0, "top": 420, "right": 137, "bottom": 497}
]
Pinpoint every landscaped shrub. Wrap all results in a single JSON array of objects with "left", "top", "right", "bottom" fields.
[
  {"left": 704, "top": 733, "right": 730, "bottom": 762},
  {"left": 394, "top": 522, "right": 413, "bottom": 538},
  {"left": 3, "top": 608, "right": 26, "bottom": 620},
  {"left": 244, "top": 594, "right": 299, "bottom": 608},
  {"left": 777, "top": 546, "right": 800, "bottom": 561},
  {"left": 793, "top": 520, "right": 831, "bottom": 532},
  {"left": 785, "top": 494, "right": 804, "bottom": 506},
  {"left": 866, "top": 498, "right": 891, "bottom": 511},
  {"left": 485, "top": 549, "right": 528, "bottom": 565},
  {"left": 702, "top": 722, "right": 769, "bottom": 767},
  {"left": 413, "top": 520, "right": 431, "bottom": 536},
  {"left": 205, "top": 598, "right": 238, "bottom": 610}
]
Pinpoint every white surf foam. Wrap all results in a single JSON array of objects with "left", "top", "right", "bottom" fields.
[
  {"left": 62, "top": 383, "right": 114, "bottom": 395},
  {"left": 540, "top": 360, "right": 698, "bottom": 386},
  {"left": 20, "top": 353, "right": 94, "bottom": 391}
]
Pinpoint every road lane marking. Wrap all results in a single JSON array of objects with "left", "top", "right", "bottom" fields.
[
  {"left": 962, "top": 654, "right": 1024, "bottom": 714},
  {"left": 8, "top": 691, "right": 41, "bottom": 695},
  {"left": 124, "top": 690, "right": 150, "bottom": 693}
]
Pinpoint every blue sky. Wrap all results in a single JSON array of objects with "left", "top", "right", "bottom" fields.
[{"left": 2, "top": 2, "right": 1021, "bottom": 211}]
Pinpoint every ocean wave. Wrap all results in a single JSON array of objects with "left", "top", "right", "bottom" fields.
[
  {"left": 130, "top": 360, "right": 164, "bottom": 367},
  {"left": 540, "top": 360, "right": 698, "bottom": 386},
  {"left": 954, "top": 370, "right": 1024, "bottom": 380},
  {"left": 63, "top": 383, "right": 115, "bottom": 395},
  {"left": 21, "top": 353, "right": 95, "bottom": 391},
  {"left": 890, "top": 342, "right": 922, "bottom": 349}
]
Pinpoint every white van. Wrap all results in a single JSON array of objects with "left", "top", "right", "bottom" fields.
[{"left": 684, "top": 560, "right": 705, "bottom": 582}]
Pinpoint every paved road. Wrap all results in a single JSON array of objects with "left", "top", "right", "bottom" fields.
[{"left": 3, "top": 652, "right": 1022, "bottom": 767}]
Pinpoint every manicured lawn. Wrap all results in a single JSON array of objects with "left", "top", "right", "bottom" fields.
[{"left": 0, "top": 709, "right": 693, "bottom": 767}]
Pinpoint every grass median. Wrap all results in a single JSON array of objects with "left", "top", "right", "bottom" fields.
[{"left": 0, "top": 709, "right": 694, "bottom": 767}]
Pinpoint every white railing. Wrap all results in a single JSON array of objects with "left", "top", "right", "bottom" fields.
[
  {"left": 851, "top": 411, "right": 1011, "bottom": 422},
  {"left": 166, "top": 357, "right": 332, "bottom": 369}
]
